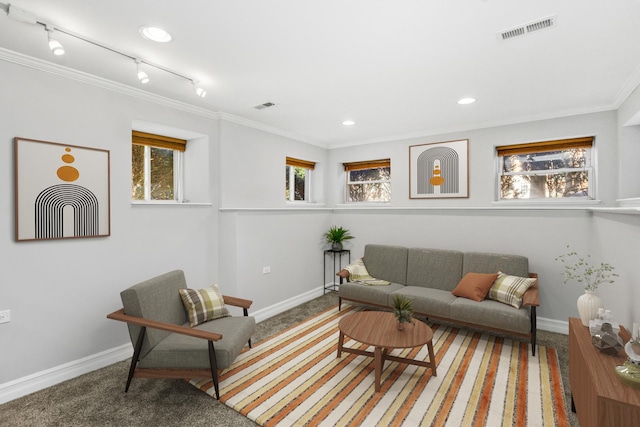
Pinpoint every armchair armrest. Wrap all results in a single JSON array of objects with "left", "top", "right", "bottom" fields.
[
  {"left": 222, "top": 295, "right": 253, "bottom": 310},
  {"left": 107, "top": 308, "right": 222, "bottom": 341}
]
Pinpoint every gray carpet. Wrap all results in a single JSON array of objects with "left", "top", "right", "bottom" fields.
[{"left": 0, "top": 293, "right": 578, "bottom": 426}]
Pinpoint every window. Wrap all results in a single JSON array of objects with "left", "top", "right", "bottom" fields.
[
  {"left": 497, "top": 137, "right": 593, "bottom": 200},
  {"left": 286, "top": 157, "right": 315, "bottom": 202},
  {"left": 344, "top": 159, "right": 391, "bottom": 202},
  {"left": 132, "top": 131, "right": 186, "bottom": 201}
]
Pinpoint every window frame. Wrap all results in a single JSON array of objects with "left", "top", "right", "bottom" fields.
[
  {"left": 495, "top": 136, "right": 595, "bottom": 202},
  {"left": 132, "top": 131, "right": 186, "bottom": 202},
  {"left": 343, "top": 159, "right": 391, "bottom": 204},
  {"left": 285, "top": 157, "right": 315, "bottom": 203}
]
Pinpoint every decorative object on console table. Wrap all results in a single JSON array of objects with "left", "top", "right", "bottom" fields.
[
  {"left": 392, "top": 294, "right": 414, "bottom": 331},
  {"left": 323, "top": 225, "right": 354, "bottom": 251},
  {"left": 577, "top": 290, "right": 604, "bottom": 327},
  {"left": 556, "top": 245, "right": 618, "bottom": 326}
]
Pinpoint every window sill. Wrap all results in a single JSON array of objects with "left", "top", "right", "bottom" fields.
[
  {"left": 491, "top": 199, "right": 603, "bottom": 208},
  {"left": 131, "top": 201, "right": 212, "bottom": 206}
]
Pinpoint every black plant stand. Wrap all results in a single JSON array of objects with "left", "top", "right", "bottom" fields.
[{"left": 324, "top": 249, "right": 350, "bottom": 294}]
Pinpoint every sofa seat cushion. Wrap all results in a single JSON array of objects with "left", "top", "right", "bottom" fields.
[
  {"left": 392, "top": 287, "right": 456, "bottom": 319},
  {"left": 339, "top": 281, "right": 405, "bottom": 307},
  {"left": 449, "top": 298, "right": 530, "bottom": 334},
  {"left": 139, "top": 315, "right": 256, "bottom": 370}
]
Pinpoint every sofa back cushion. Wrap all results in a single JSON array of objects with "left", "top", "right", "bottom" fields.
[
  {"left": 363, "top": 244, "right": 408, "bottom": 285},
  {"left": 462, "top": 252, "right": 529, "bottom": 278},
  {"left": 120, "top": 270, "right": 189, "bottom": 359},
  {"left": 407, "top": 248, "right": 464, "bottom": 291}
]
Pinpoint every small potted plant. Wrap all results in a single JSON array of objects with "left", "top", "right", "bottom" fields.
[
  {"left": 324, "top": 226, "right": 354, "bottom": 251},
  {"left": 392, "top": 294, "right": 414, "bottom": 330},
  {"left": 555, "top": 245, "right": 618, "bottom": 326}
]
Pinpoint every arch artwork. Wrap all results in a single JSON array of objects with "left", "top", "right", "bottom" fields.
[
  {"left": 409, "top": 139, "right": 469, "bottom": 199},
  {"left": 14, "top": 138, "right": 110, "bottom": 241}
]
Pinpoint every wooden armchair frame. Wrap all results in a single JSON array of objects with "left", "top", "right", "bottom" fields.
[{"left": 107, "top": 295, "right": 252, "bottom": 400}]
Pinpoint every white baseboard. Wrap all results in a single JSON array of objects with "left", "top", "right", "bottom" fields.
[
  {"left": 537, "top": 316, "right": 569, "bottom": 335},
  {"left": 0, "top": 343, "right": 132, "bottom": 405},
  {"left": 0, "top": 289, "right": 565, "bottom": 405},
  {"left": 251, "top": 286, "right": 325, "bottom": 323}
]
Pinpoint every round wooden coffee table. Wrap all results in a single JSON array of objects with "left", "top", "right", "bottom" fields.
[{"left": 337, "top": 311, "right": 437, "bottom": 392}]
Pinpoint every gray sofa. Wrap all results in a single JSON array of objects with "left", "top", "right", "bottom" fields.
[{"left": 337, "top": 244, "right": 540, "bottom": 355}]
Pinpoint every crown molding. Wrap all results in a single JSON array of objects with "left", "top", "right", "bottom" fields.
[
  {"left": 329, "top": 104, "right": 617, "bottom": 149},
  {"left": 216, "top": 112, "right": 324, "bottom": 148},
  {"left": 0, "top": 47, "right": 323, "bottom": 146}
]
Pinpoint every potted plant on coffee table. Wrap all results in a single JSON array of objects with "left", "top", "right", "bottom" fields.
[
  {"left": 392, "top": 294, "right": 414, "bottom": 330},
  {"left": 324, "top": 226, "right": 354, "bottom": 251}
]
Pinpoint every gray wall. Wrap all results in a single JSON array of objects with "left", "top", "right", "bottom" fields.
[{"left": 1, "top": 53, "right": 639, "bottom": 397}]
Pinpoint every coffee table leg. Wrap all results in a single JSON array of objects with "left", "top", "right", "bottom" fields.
[
  {"left": 337, "top": 331, "right": 344, "bottom": 358},
  {"left": 374, "top": 347, "right": 383, "bottom": 392},
  {"left": 427, "top": 341, "right": 437, "bottom": 377}
]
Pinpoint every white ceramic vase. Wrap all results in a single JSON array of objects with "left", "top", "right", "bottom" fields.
[{"left": 576, "top": 290, "right": 604, "bottom": 326}]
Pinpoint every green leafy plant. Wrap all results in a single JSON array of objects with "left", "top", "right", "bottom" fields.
[
  {"left": 392, "top": 294, "right": 414, "bottom": 324},
  {"left": 555, "top": 245, "right": 618, "bottom": 292},
  {"left": 324, "top": 226, "right": 354, "bottom": 244}
]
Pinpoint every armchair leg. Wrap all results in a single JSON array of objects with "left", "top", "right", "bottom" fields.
[
  {"left": 339, "top": 297, "right": 342, "bottom": 311},
  {"left": 208, "top": 341, "right": 220, "bottom": 400},
  {"left": 126, "top": 326, "right": 147, "bottom": 392}
]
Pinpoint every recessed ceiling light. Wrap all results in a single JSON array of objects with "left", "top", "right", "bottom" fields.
[
  {"left": 139, "top": 26, "right": 172, "bottom": 43},
  {"left": 342, "top": 120, "right": 355, "bottom": 126},
  {"left": 458, "top": 97, "right": 476, "bottom": 105}
]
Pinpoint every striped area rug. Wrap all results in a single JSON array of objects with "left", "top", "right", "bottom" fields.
[{"left": 190, "top": 305, "right": 568, "bottom": 426}]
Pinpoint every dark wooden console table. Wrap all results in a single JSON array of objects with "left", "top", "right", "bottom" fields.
[{"left": 568, "top": 317, "right": 640, "bottom": 427}]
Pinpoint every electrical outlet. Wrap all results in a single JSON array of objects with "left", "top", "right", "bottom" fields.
[
  {"left": 0, "top": 310, "right": 10, "bottom": 324},
  {"left": 263, "top": 266, "right": 271, "bottom": 274}
]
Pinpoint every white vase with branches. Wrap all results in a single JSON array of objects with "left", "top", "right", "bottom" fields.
[{"left": 556, "top": 246, "right": 618, "bottom": 327}]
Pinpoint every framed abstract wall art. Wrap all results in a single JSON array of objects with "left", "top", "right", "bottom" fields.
[
  {"left": 14, "top": 137, "right": 110, "bottom": 241},
  {"left": 409, "top": 139, "right": 469, "bottom": 199}
]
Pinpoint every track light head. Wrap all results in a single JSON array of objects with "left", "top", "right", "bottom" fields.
[
  {"left": 46, "top": 27, "right": 64, "bottom": 56},
  {"left": 192, "top": 80, "right": 206, "bottom": 98},
  {"left": 135, "top": 59, "right": 149, "bottom": 84}
]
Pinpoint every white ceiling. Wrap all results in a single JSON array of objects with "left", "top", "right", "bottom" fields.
[{"left": 2, "top": 0, "right": 640, "bottom": 148}]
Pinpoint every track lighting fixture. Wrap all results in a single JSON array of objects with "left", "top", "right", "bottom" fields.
[
  {"left": 135, "top": 59, "right": 149, "bottom": 84},
  {"left": 2, "top": 3, "right": 208, "bottom": 99},
  {"left": 192, "top": 80, "right": 206, "bottom": 98},
  {"left": 46, "top": 26, "right": 64, "bottom": 56}
]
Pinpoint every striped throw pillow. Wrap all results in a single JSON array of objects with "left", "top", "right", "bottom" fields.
[
  {"left": 179, "top": 284, "right": 230, "bottom": 327},
  {"left": 488, "top": 271, "right": 536, "bottom": 309}
]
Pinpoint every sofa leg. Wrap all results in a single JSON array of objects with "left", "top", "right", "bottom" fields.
[
  {"left": 531, "top": 306, "right": 537, "bottom": 356},
  {"left": 338, "top": 297, "right": 342, "bottom": 311},
  {"left": 208, "top": 341, "right": 220, "bottom": 400},
  {"left": 125, "top": 326, "right": 147, "bottom": 392}
]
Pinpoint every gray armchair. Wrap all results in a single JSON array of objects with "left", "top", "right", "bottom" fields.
[{"left": 107, "top": 270, "right": 255, "bottom": 399}]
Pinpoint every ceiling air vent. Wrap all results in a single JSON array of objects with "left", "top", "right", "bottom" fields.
[
  {"left": 254, "top": 101, "right": 275, "bottom": 110},
  {"left": 498, "top": 14, "right": 557, "bottom": 41}
]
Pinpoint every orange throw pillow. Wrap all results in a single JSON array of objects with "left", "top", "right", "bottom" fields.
[{"left": 451, "top": 272, "right": 499, "bottom": 302}]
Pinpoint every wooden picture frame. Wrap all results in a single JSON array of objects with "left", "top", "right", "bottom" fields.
[
  {"left": 14, "top": 137, "right": 111, "bottom": 241},
  {"left": 409, "top": 139, "right": 469, "bottom": 199}
]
